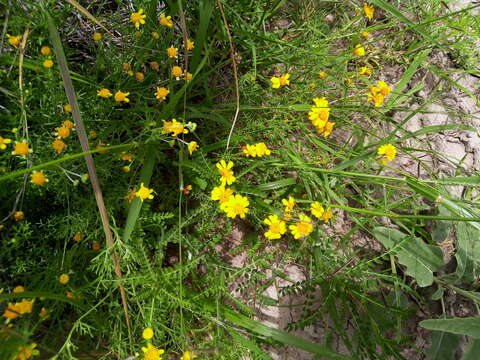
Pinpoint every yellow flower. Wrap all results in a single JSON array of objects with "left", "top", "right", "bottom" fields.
[
  {"left": 263, "top": 215, "right": 287, "bottom": 240},
  {"left": 310, "top": 202, "right": 325, "bottom": 219},
  {"left": 361, "top": 31, "right": 369, "bottom": 38},
  {"left": 308, "top": 97, "right": 330, "bottom": 129},
  {"left": 142, "top": 343, "right": 165, "bottom": 360},
  {"left": 159, "top": 13, "right": 173, "bottom": 28},
  {"left": 322, "top": 209, "right": 333, "bottom": 222},
  {"left": 188, "top": 141, "right": 199, "bottom": 155},
  {"left": 40, "top": 46, "right": 52, "bottom": 56},
  {"left": 13, "top": 285, "right": 25, "bottom": 293},
  {"left": 114, "top": 90, "right": 130, "bottom": 103},
  {"left": 167, "top": 47, "right": 178, "bottom": 58},
  {"left": 7, "top": 34, "right": 21, "bottom": 48},
  {"left": 131, "top": 9, "right": 146, "bottom": 29},
  {"left": 73, "top": 233, "right": 82, "bottom": 242},
  {"left": 377, "top": 80, "right": 391, "bottom": 96},
  {"left": 155, "top": 87, "right": 170, "bottom": 101},
  {"left": 151, "top": 32, "right": 160, "bottom": 39},
  {"left": 63, "top": 120, "right": 75, "bottom": 129},
  {"left": 359, "top": 66, "right": 372, "bottom": 76},
  {"left": 66, "top": 291, "right": 75, "bottom": 298},
  {"left": 14, "top": 211, "right": 25, "bottom": 221},
  {"left": 162, "top": 119, "right": 188, "bottom": 137},
  {"left": 184, "top": 72, "right": 193, "bottom": 81},
  {"left": 282, "top": 196, "right": 295, "bottom": 212},
  {"left": 97, "top": 88, "right": 113, "bottom": 98},
  {"left": 378, "top": 144, "right": 397, "bottom": 164},
  {"left": 14, "top": 343, "right": 39, "bottom": 360},
  {"left": 353, "top": 44, "right": 365, "bottom": 56},
  {"left": 92, "top": 32, "right": 102, "bottom": 41},
  {"left": 222, "top": 194, "right": 249, "bottom": 219},
  {"left": 55, "top": 126, "right": 71, "bottom": 139},
  {"left": 242, "top": 144, "right": 257, "bottom": 157},
  {"left": 142, "top": 327, "right": 154, "bottom": 340},
  {"left": 181, "top": 351, "right": 198, "bottom": 360},
  {"left": 0, "top": 135, "right": 12, "bottom": 150},
  {"left": 216, "top": 160, "right": 236, "bottom": 185},
  {"left": 271, "top": 73, "right": 290, "bottom": 88},
  {"left": 185, "top": 39, "right": 195, "bottom": 50},
  {"left": 59, "top": 274, "right": 70, "bottom": 285},
  {"left": 289, "top": 214, "right": 314, "bottom": 239},
  {"left": 135, "top": 72, "right": 145, "bottom": 82},
  {"left": 120, "top": 152, "right": 134, "bottom": 162},
  {"left": 255, "top": 142, "right": 271, "bottom": 156},
  {"left": 52, "top": 139, "right": 67, "bottom": 153},
  {"left": 318, "top": 71, "right": 328, "bottom": 80},
  {"left": 367, "top": 88, "right": 385, "bottom": 107},
  {"left": 30, "top": 171, "right": 48, "bottom": 186},
  {"left": 63, "top": 103, "right": 72, "bottom": 112},
  {"left": 3, "top": 299, "right": 34, "bottom": 320},
  {"left": 172, "top": 66, "right": 183, "bottom": 79},
  {"left": 43, "top": 59, "right": 54, "bottom": 68},
  {"left": 122, "top": 63, "right": 132, "bottom": 72},
  {"left": 136, "top": 182, "right": 154, "bottom": 201},
  {"left": 363, "top": 2, "right": 375, "bottom": 21},
  {"left": 211, "top": 185, "right": 234, "bottom": 204},
  {"left": 12, "top": 141, "right": 32, "bottom": 157}
]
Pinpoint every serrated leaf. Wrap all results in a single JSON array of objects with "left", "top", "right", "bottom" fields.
[
  {"left": 374, "top": 227, "right": 444, "bottom": 287},
  {"left": 425, "top": 331, "right": 460, "bottom": 360},
  {"left": 420, "top": 317, "right": 480, "bottom": 338},
  {"left": 455, "top": 222, "right": 480, "bottom": 282}
]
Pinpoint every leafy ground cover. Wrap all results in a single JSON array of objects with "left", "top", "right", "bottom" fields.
[{"left": 1, "top": 0, "right": 480, "bottom": 359}]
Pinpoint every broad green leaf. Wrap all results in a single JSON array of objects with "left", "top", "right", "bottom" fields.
[
  {"left": 420, "top": 317, "right": 480, "bottom": 338},
  {"left": 374, "top": 227, "right": 443, "bottom": 287},
  {"left": 425, "top": 331, "right": 460, "bottom": 360},
  {"left": 455, "top": 222, "right": 480, "bottom": 282},
  {"left": 461, "top": 339, "right": 480, "bottom": 360}
]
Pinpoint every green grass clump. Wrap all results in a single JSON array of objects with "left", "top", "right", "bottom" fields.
[{"left": 1, "top": 0, "right": 480, "bottom": 359}]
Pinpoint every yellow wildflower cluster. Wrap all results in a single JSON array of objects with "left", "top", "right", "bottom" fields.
[
  {"left": 140, "top": 327, "right": 165, "bottom": 360},
  {"left": 378, "top": 144, "right": 397, "bottom": 164},
  {"left": 162, "top": 119, "right": 188, "bottom": 137},
  {"left": 308, "top": 97, "right": 335, "bottom": 137},
  {"left": 13, "top": 343, "right": 40, "bottom": 360},
  {"left": 2, "top": 286, "right": 34, "bottom": 321},
  {"left": 49, "top": 116, "right": 75, "bottom": 155},
  {"left": 39, "top": 44, "right": 54, "bottom": 69},
  {"left": 242, "top": 142, "right": 272, "bottom": 157},
  {"left": 367, "top": 80, "right": 391, "bottom": 107}
]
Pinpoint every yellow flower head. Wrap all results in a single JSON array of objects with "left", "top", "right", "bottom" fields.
[
  {"left": 12, "top": 141, "right": 32, "bottom": 157},
  {"left": 322, "top": 209, "right": 333, "bottom": 222},
  {"left": 363, "top": 2, "right": 375, "bottom": 21},
  {"left": 43, "top": 59, "right": 54, "bottom": 68},
  {"left": 114, "top": 91, "right": 130, "bottom": 103},
  {"left": 185, "top": 39, "right": 195, "bottom": 51},
  {"left": 136, "top": 182, "right": 154, "bottom": 202},
  {"left": 14, "top": 343, "right": 39, "bottom": 360},
  {"left": 142, "top": 327, "right": 154, "bottom": 340},
  {"left": 310, "top": 202, "right": 325, "bottom": 219},
  {"left": 13, "top": 285, "right": 25, "bottom": 293},
  {"left": 92, "top": 32, "right": 102, "bottom": 41},
  {"left": 377, "top": 80, "right": 391, "bottom": 96},
  {"left": 40, "top": 46, "right": 52, "bottom": 56},
  {"left": 63, "top": 120, "right": 75, "bottom": 129},
  {"left": 289, "top": 214, "right": 314, "bottom": 239},
  {"left": 131, "top": 9, "right": 146, "bottom": 29},
  {"left": 142, "top": 343, "right": 165, "bottom": 360},
  {"left": 255, "top": 142, "right": 271, "bottom": 156},
  {"left": 73, "top": 233, "right": 82, "bottom": 242},
  {"left": 3, "top": 299, "right": 34, "bottom": 320},
  {"left": 318, "top": 71, "right": 328, "bottom": 80},
  {"left": 216, "top": 160, "right": 236, "bottom": 185},
  {"left": 242, "top": 144, "right": 257, "bottom": 157},
  {"left": 361, "top": 31, "right": 370, "bottom": 39},
  {"left": 52, "top": 139, "right": 67, "bottom": 153},
  {"left": 122, "top": 63, "right": 132, "bottom": 72},
  {"left": 263, "top": 215, "right": 287, "bottom": 240},
  {"left": 151, "top": 32, "right": 160, "bottom": 39},
  {"left": 162, "top": 119, "right": 188, "bottom": 137},
  {"left": 188, "top": 141, "right": 199, "bottom": 155},
  {"left": 167, "top": 47, "right": 178, "bottom": 58},
  {"left": 63, "top": 103, "right": 72, "bottom": 113},
  {"left": 59, "top": 274, "right": 70, "bottom": 285},
  {"left": 14, "top": 211, "right": 25, "bottom": 221},
  {"left": 378, "top": 143, "right": 397, "bottom": 164},
  {"left": 353, "top": 44, "right": 365, "bottom": 56},
  {"left": 184, "top": 72, "right": 193, "bottom": 81},
  {"left": 97, "top": 88, "right": 113, "bottom": 98},
  {"left": 55, "top": 126, "right": 71, "bottom": 139},
  {"left": 172, "top": 66, "right": 183, "bottom": 79},
  {"left": 181, "top": 351, "right": 198, "bottom": 360},
  {"left": 7, "top": 34, "right": 21, "bottom": 48},
  {"left": 0, "top": 135, "right": 12, "bottom": 150},
  {"left": 359, "top": 66, "right": 372, "bottom": 76},
  {"left": 135, "top": 72, "right": 145, "bottom": 82},
  {"left": 159, "top": 13, "right": 174, "bottom": 28},
  {"left": 282, "top": 196, "right": 295, "bottom": 212},
  {"left": 271, "top": 74, "right": 290, "bottom": 88},
  {"left": 222, "top": 194, "right": 250, "bottom": 219},
  {"left": 30, "top": 171, "right": 48, "bottom": 186},
  {"left": 155, "top": 87, "right": 170, "bottom": 101},
  {"left": 211, "top": 185, "right": 234, "bottom": 204},
  {"left": 367, "top": 88, "right": 385, "bottom": 107}
]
